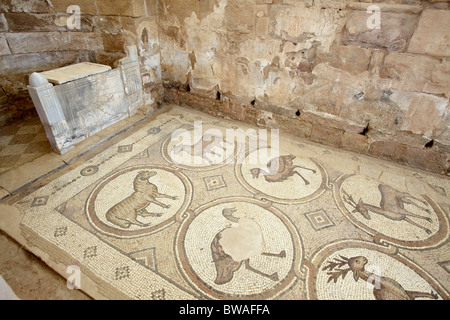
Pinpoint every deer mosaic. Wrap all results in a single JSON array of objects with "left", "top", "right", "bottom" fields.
[
  {"left": 343, "top": 184, "right": 433, "bottom": 234},
  {"left": 323, "top": 255, "right": 438, "bottom": 300}
]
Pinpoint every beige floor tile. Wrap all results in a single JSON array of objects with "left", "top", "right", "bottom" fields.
[
  {"left": 0, "top": 144, "right": 28, "bottom": 156},
  {"left": 0, "top": 153, "right": 65, "bottom": 193},
  {"left": 16, "top": 125, "right": 43, "bottom": 135},
  {"left": 0, "top": 187, "right": 9, "bottom": 200}
]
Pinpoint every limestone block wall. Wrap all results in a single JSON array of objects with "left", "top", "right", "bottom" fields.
[
  {"left": 159, "top": 0, "right": 450, "bottom": 174},
  {"left": 0, "top": 0, "right": 162, "bottom": 126}
]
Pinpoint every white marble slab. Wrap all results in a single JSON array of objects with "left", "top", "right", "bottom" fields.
[
  {"left": 28, "top": 46, "right": 144, "bottom": 155},
  {"left": 0, "top": 276, "right": 20, "bottom": 300},
  {"left": 40, "top": 62, "right": 112, "bottom": 85}
]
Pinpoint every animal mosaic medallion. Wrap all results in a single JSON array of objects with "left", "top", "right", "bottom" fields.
[
  {"left": 307, "top": 241, "right": 447, "bottom": 300},
  {"left": 176, "top": 198, "right": 302, "bottom": 299},
  {"left": 334, "top": 174, "right": 449, "bottom": 249},
  {"left": 236, "top": 148, "right": 327, "bottom": 204},
  {"left": 86, "top": 165, "right": 192, "bottom": 238},
  {"left": 162, "top": 127, "right": 238, "bottom": 170}
]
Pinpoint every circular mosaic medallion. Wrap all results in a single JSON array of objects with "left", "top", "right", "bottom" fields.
[
  {"left": 307, "top": 241, "right": 447, "bottom": 300},
  {"left": 176, "top": 197, "right": 302, "bottom": 299},
  {"left": 334, "top": 174, "right": 449, "bottom": 249},
  {"left": 148, "top": 127, "right": 161, "bottom": 135},
  {"left": 86, "top": 165, "right": 192, "bottom": 238},
  {"left": 235, "top": 148, "right": 327, "bottom": 204},
  {"left": 162, "top": 127, "right": 240, "bottom": 171},
  {"left": 80, "top": 165, "right": 99, "bottom": 177}
]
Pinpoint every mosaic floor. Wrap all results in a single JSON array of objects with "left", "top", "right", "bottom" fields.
[{"left": 1, "top": 106, "right": 449, "bottom": 300}]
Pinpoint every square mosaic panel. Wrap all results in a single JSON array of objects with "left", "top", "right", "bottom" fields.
[
  {"left": 305, "top": 210, "right": 335, "bottom": 231},
  {"left": 203, "top": 175, "right": 227, "bottom": 191}
]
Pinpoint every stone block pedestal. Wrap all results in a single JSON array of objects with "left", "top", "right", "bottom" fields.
[{"left": 28, "top": 45, "right": 144, "bottom": 155}]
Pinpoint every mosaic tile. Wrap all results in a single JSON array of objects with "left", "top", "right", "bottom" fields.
[
  {"left": 54, "top": 226, "right": 68, "bottom": 238},
  {"left": 84, "top": 246, "right": 98, "bottom": 259},
  {"left": 204, "top": 175, "right": 227, "bottom": 191},
  {"left": 80, "top": 166, "right": 99, "bottom": 177},
  {"left": 118, "top": 144, "right": 133, "bottom": 153},
  {"left": 31, "top": 196, "right": 49, "bottom": 207},
  {"left": 115, "top": 266, "right": 131, "bottom": 280},
  {"left": 305, "top": 210, "right": 335, "bottom": 231},
  {"left": 131, "top": 248, "right": 157, "bottom": 271}
]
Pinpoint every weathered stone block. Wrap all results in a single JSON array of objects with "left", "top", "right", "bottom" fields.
[
  {"left": 94, "top": 51, "right": 127, "bottom": 68},
  {"left": 0, "top": 13, "right": 7, "bottom": 31},
  {"left": 0, "top": 34, "right": 11, "bottom": 56},
  {"left": 53, "top": 14, "right": 94, "bottom": 32},
  {"left": 5, "top": 13, "right": 92, "bottom": 32},
  {"left": 0, "top": 51, "right": 90, "bottom": 76},
  {"left": 4, "top": 13, "right": 76, "bottom": 32},
  {"left": 97, "top": 0, "right": 147, "bottom": 17},
  {"left": 431, "top": 60, "right": 450, "bottom": 91},
  {"left": 369, "top": 141, "right": 447, "bottom": 174},
  {"left": 225, "top": 0, "right": 255, "bottom": 34},
  {"left": 317, "top": 45, "right": 372, "bottom": 75},
  {"left": 6, "top": 32, "right": 103, "bottom": 54},
  {"left": 299, "top": 82, "right": 353, "bottom": 116},
  {"left": 310, "top": 124, "right": 343, "bottom": 147},
  {"left": 435, "top": 127, "right": 450, "bottom": 154},
  {"left": 102, "top": 34, "right": 126, "bottom": 52},
  {"left": 93, "top": 16, "right": 123, "bottom": 35},
  {"left": 0, "top": 0, "right": 52, "bottom": 13},
  {"left": 381, "top": 53, "right": 444, "bottom": 94},
  {"left": 344, "top": 11, "right": 418, "bottom": 52},
  {"left": 0, "top": 73, "right": 29, "bottom": 97},
  {"left": 271, "top": 3, "right": 344, "bottom": 44},
  {"left": 368, "top": 130, "right": 431, "bottom": 149},
  {"left": 301, "top": 110, "right": 368, "bottom": 133},
  {"left": 280, "top": 118, "right": 312, "bottom": 140},
  {"left": 52, "top": 0, "right": 98, "bottom": 15},
  {"left": 408, "top": 9, "right": 450, "bottom": 57},
  {"left": 389, "top": 90, "right": 448, "bottom": 137},
  {"left": 341, "top": 131, "right": 370, "bottom": 154}
]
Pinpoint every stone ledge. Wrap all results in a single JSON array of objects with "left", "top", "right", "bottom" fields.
[
  {"left": 163, "top": 87, "right": 449, "bottom": 175},
  {"left": 347, "top": 3, "right": 423, "bottom": 14},
  {"left": 368, "top": 140, "right": 448, "bottom": 174}
]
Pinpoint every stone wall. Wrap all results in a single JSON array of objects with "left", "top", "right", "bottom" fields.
[
  {"left": 0, "top": 0, "right": 162, "bottom": 126},
  {"left": 159, "top": 0, "right": 450, "bottom": 174},
  {"left": 1, "top": 0, "right": 449, "bottom": 174}
]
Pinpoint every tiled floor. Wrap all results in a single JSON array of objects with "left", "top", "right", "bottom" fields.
[
  {"left": 0, "top": 105, "right": 449, "bottom": 300},
  {"left": 0, "top": 117, "right": 52, "bottom": 176}
]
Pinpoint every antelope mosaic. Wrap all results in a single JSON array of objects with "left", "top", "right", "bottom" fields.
[
  {"left": 323, "top": 255, "right": 438, "bottom": 300},
  {"left": 343, "top": 184, "right": 433, "bottom": 234}
]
